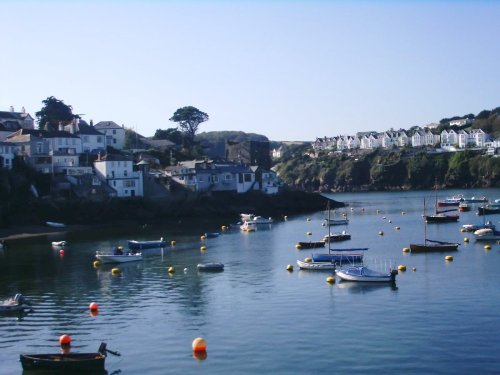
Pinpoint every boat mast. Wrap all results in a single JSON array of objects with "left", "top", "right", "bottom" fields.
[
  {"left": 327, "top": 201, "right": 331, "bottom": 254},
  {"left": 424, "top": 198, "right": 428, "bottom": 245}
]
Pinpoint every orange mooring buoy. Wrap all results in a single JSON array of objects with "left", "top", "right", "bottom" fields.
[
  {"left": 89, "top": 302, "right": 99, "bottom": 312},
  {"left": 192, "top": 337, "right": 207, "bottom": 353},
  {"left": 59, "top": 334, "right": 71, "bottom": 345}
]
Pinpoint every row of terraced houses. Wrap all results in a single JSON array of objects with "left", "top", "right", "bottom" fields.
[
  {"left": 0, "top": 107, "right": 279, "bottom": 199},
  {"left": 312, "top": 121, "right": 499, "bottom": 155}
]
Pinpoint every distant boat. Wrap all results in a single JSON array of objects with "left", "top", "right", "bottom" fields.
[
  {"left": 458, "top": 202, "right": 471, "bottom": 212},
  {"left": 312, "top": 248, "right": 368, "bottom": 263},
  {"left": 473, "top": 228, "right": 500, "bottom": 241},
  {"left": 461, "top": 220, "right": 495, "bottom": 232},
  {"left": 477, "top": 203, "right": 500, "bottom": 215},
  {"left": 240, "top": 214, "right": 273, "bottom": 224},
  {"left": 296, "top": 258, "right": 336, "bottom": 270},
  {"left": 297, "top": 241, "right": 326, "bottom": 249},
  {"left": 335, "top": 265, "right": 398, "bottom": 283},
  {"left": 240, "top": 221, "right": 257, "bottom": 232},
  {"left": 425, "top": 183, "right": 459, "bottom": 223},
  {"left": 410, "top": 198, "right": 460, "bottom": 252},
  {"left": 46, "top": 221, "right": 66, "bottom": 228},
  {"left": 323, "top": 230, "right": 351, "bottom": 242},
  {"left": 128, "top": 238, "right": 166, "bottom": 250},
  {"left": 204, "top": 232, "right": 220, "bottom": 238},
  {"left": 95, "top": 250, "right": 143, "bottom": 263},
  {"left": 197, "top": 262, "right": 224, "bottom": 272},
  {"left": 51, "top": 241, "right": 68, "bottom": 247},
  {"left": 0, "top": 293, "right": 31, "bottom": 313}
]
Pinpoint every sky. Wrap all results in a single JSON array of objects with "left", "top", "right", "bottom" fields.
[{"left": 1, "top": 0, "right": 499, "bottom": 142}]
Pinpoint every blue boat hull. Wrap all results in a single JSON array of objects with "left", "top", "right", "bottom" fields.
[{"left": 312, "top": 254, "right": 363, "bottom": 262}]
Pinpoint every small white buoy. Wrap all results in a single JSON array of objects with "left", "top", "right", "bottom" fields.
[
  {"left": 464, "top": 237, "right": 469, "bottom": 243},
  {"left": 286, "top": 264, "right": 293, "bottom": 272},
  {"left": 395, "top": 226, "right": 400, "bottom": 230},
  {"left": 184, "top": 268, "right": 188, "bottom": 273},
  {"left": 402, "top": 247, "right": 410, "bottom": 253},
  {"left": 307, "top": 231, "right": 312, "bottom": 236},
  {"left": 378, "top": 231, "right": 384, "bottom": 235}
]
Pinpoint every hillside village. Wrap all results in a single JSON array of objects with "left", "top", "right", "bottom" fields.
[{"left": 0, "top": 106, "right": 279, "bottom": 201}]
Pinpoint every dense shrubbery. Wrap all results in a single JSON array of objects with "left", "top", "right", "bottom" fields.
[{"left": 275, "top": 148, "right": 500, "bottom": 192}]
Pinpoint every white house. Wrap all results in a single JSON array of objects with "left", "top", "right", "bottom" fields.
[
  {"left": 272, "top": 146, "right": 283, "bottom": 159},
  {"left": 469, "top": 129, "right": 487, "bottom": 148},
  {"left": 94, "top": 154, "right": 144, "bottom": 197},
  {"left": 449, "top": 118, "right": 473, "bottom": 126},
  {"left": 0, "top": 141, "right": 17, "bottom": 169},
  {"left": 64, "top": 119, "right": 105, "bottom": 154},
  {"left": 440, "top": 129, "right": 459, "bottom": 149},
  {"left": 0, "top": 106, "right": 35, "bottom": 130},
  {"left": 412, "top": 130, "right": 438, "bottom": 147},
  {"left": 360, "top": 134, "right": 379, "bottom": 150},
  {"left": 94, "top": 121, "right": 126, "bottom": 150}
]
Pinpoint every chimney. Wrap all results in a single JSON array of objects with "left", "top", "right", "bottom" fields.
[
  {"left": 58, "top": 121, "right": 63, "bottom": 131},
  {"left": 21, "top": 106, "right": 25, "bottom": 113},
  {"left": 90, "top": 119, "right": 94, "bottom": 126},
  {"left": 10, "top": 106, "right": 14, "bottom": 112}
]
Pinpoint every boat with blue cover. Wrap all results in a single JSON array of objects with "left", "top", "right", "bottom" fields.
[
  {"left": 312, "top": 248, "right": 368, "bottom": 263},
  {"left": 128, "top": 237, "right": 166, "bottom": 250}
]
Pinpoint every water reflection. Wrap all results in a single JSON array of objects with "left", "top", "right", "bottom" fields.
[{"left": 336, "top": 281, "right": 399, "bottom": 293}]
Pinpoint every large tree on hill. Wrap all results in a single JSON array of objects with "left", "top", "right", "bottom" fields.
[
  {"left": 36, "top": 96, "right": 77, "bottom": 131},
  {"left": 169, "top": 106, "right": 209, "bottom": 144}
]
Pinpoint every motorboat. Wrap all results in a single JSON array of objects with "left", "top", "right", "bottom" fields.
[
  {"left": 462, "top": 220, "right": 495, "bottom": 232},
  {"left": 458, "top": 202, "right": 470, "bottom": 212},
  {"left": 477, "top": 204, "right": 500, "bottom": 215},
  {"left": 95, "top": 251, "right": 142, "bottom": 263},
  {"left": 51, "top": 241, "right": 68, "bottom": 247},
  {"left": 296, "top": 258, "right": 336, "bottom": 270},
  {"left": 0, "top": 294, "right": 31, "bottom": 313},
  {"left": 240, "top": 221, "right": 257, "bottom": 232},
  {"left": 335, "top": 265, "right": 398, "bottom": 282},
  {"left": 128, "top": 238, "right": 166, "bottom": 250},
  {"left": 473, "top": 228, "right": 500, "bottom": 241},
  {"left": 323, "top": 230, "right": 351, "bottom": 242}
]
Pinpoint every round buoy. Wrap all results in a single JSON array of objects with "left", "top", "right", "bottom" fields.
[
  {"left": 326, "top": 276, "right": 335, "bottom": 284},
  {"left": 284, "top": 215, "right": 288, "bottom": 220},
  {"left": 111, "top": 268, "right": 121, "bottom": 275},
  {"left": 295, "top": 244, "right": 302, "bottom": 250},
  {"left": 307, "top": 232, "right": 312, "bottom": 236},
  {"left": 59, "top": 334, "right": 71, "bottom": 345},
  {"left": 306, "top": 218, "right": 311, "bottom": 221},
  {"left": 460, "top": 228, "right": 466, "bottom": 233},
  {"left": 321, "top": 222, "right": 326, "bottom": 227},
  {"left": 464, "top": 237, "right": 469, "bottom": 243},
  {"left": 484, "top": 245, "right": 491, "bottom": 250},
  {"left": 93, "top": 260, "right": 101, "bottom": 268},
  {"left": 170, "top": 240, "right": 176, "bottom": 246},
  {"left": 378, "top": 231, "right": 384, "bottom": 235},
  {"left": 395, "top": 226, "right": 400, "bottom": 230},
  {"left": 200, "top": 245, "right": 207, "bottom": 251},
  {"left": 168, "top": 266, "right": 175, "bottom": 273},
  {"left": 200, "top": 235, "right": 206, "bottom": 240},
  {"left": 184, "top": 268, "right": 188, "bottom": 273},
  {"left": 376, "top": 210, "right": 380, "bottom": 214},
  {"left": 382, "top": 216, "right": 386, "bottom": 220},
  {"left": 401, "top": 211, "right": 405, "bottom": 215},
  {"left": 59, "top": 249, "right": 65, "bottom": 255},
  {"left": 445, "top": 255, "right": 453, "bottom": 261},
  {"left": 89, "top": 302, "right": 99, "bottom": 312},
  {"left": 388, "top": 220, "right": 392, "bottom": 223},
  {"left": 192, "top": 337, "right": 207, "bottom": 353},
  {"left": 361, "top": 208, "right": 365, "bottom": 212},
  {"left": 286, "top": 264, "right": 293, "bottom": 272},
  {"left": 402, "top": 247, "right": 410, "bottom": 253},
  {"left": 412, "top": 267, "right": 417, "bottom": 272},
  {"left": 398, "top": 265, "right": 406, "bottom": 271},
  {"left": 304, "top": 257, "right": 312, "bottom": 263}
]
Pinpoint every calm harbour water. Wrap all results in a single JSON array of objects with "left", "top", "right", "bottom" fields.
[{"left": 1, "top": 188, "right": 499, "bottom": 375}]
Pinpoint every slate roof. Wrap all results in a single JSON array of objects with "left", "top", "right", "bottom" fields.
[{"left": 94, "top": 121, "right": 122, "bottom": 129}]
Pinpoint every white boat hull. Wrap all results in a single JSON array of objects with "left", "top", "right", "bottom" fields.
[
  {"left": 335, "top": 266, "right": 397, "bottom": 282},
  {"left": 95, "top": 252, "right": 142, "bottom": 263},
  {"left": 296, "top": 259, "right": 336, "bottom": 270}
]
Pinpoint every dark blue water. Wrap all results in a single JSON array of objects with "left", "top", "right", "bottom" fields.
[{"left": 1, "top": 189, "right": 499, "bottom": 374}]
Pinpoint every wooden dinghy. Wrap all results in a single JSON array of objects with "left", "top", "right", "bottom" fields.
[{"left": 20, "top": 342, "right": 119, "bottom": 372}]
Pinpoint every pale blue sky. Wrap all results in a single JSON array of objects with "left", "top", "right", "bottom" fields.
[{"left": 1, "top": 1, "right": 499, "bottom": 141}]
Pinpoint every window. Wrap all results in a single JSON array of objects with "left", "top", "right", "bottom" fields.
[
  {"left": 113, "top": 130, "right": 116, "bottom": 135},
  {"left": 124, "top": 180, "right": 135, "bottom": 187},
  {"left": 244, "top": 173, "right": 252, "bottom": 182},
  {"left": 211, "top": 175, "right": 219, "bottom": 183},
  {"left": 113, "top": 139, "right": 116, "bottom": 144},
  {"left": 225, "top": 174, "right": 231, "bottom": 180}
]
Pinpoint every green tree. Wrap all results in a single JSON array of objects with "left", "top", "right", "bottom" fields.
[
  {"left": 153, "top": 128, "right": 183, "bottom": 144},
  {"left": 169, "top": 106, "right": 209, "bottom": 144},
  {"left": 35, "top": 96, "right": 76, "bottom": 131}
]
